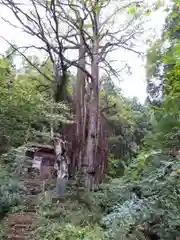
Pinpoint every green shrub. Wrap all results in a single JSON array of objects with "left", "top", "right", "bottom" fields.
[
  {"left": 35, "top": 222, "right": 107, "bottom": 240},
  {"left": 0, "top": 166, "right": 23, "bottom": 218},
  {"left": 0, "top": 147, "right": 28, "bottom": 218},
  {"left": 91, "top": 179, "right": 133, "bottom": 213},
  {"left": 37, "top": 192, "right": 102, "bottom": 226},
  {"left": 108, "top": 154, "right": 125, "bottom": 178},
  {"left": 35, "top": 195, "right": 107, "bottom": 240},
  {"left": 101, "top": 152, "right": 180, "bottom": 240},
  {"left": 0, "top": 146, "right": 29, "bottom": 176}
]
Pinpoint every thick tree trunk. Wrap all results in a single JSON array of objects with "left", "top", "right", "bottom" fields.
[
  {"left": 69, "top": 5, "right": 108, "bottom": 190},
  {"left": 74, "top": 10, "right": 101, "bottom": 190},
  {"left": 72, "top": 36, "right": 86, "bottom": 180}
]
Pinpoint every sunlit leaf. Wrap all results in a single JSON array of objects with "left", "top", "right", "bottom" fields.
[
  {"left": 0, "top": 59, "right": 9, "bottom": 69},
  {"left": 154, "top": 0, "right": 163, "bottom": 10},
  {"left": 128, "top": 7, "right": 136, "bottom": 15},
  {"left": 145, "top": 9, "right": 151, "bottom": 16},
  {"left": 94, "top": 5, "right": 101, "bottom": 15},
  {"left": 171, "top": 12, "right": 179, "bottom": 19},
  {"left": 84, "top": 23, "right": 92, "bottom": 29}
]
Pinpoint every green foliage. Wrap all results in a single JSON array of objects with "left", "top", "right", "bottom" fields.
[
  {"left": 0, "top": 4, "right": 178, "bottom": 239},
  {"left": 119, "top": 6, "right": 180, "bottom": 239},
  {"left": 102, "top": 181, "right": 130, "bottom": 208},
  {"left": 0, "top": 55, "right": 72, "bottom": 147},
  {"left": 146, "top": 40, "right": 162, "bottom": 79},
  {"left": 0, "top": 58, "right": 43, "bottom": 146},
  {"left": 101, "top": 152, "right": 180, "bottom": 240},
  {"left": 145, "top": 49, "right": 180, "bottom": 151},
  {"left": 145, "top": 107, "right": 180, "bottom": 150},
  {"left": 0, "top": 147, "right": 29, "bottom": 218},
  {"left": 34, "top": 146, "right": 180, "bottom": 240},
  {"left": 101, "top": 77, "right": 150, "bottom": 166},
  {"left": 36, "top": 222, "right": 106, "bottom": 240},
  {"left": 0, "top": 165, "right": 23, "bottom": 218},
  {"left": 145, "top": 2, "right": 180, "bottom": 151},
  {"left": 35, "top": 194, "right": 106, "bottom": 240},
  {"left": 108, "top": 154, "right": 125, "bottom": 178},
  {"left": 128, "top": 7, "right": 136, "bottom": 15}
]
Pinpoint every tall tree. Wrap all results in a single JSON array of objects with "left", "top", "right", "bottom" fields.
[
  {"left": 0, "top": 0, "right": 159, "bottom": 189},
  {"left": 145, "top": 0, "right": 180, "bottom": 152},
  {"left": 146, "top": 1, "right": 180, "bottom": 105}
]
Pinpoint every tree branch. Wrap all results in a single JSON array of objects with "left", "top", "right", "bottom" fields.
[{"left": 0, "top": 36, "right": 53, "bottom": 82}]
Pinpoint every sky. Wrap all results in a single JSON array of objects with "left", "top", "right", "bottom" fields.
[
  {"left": 0, "top": 1, "right": 169, "bottom": 104},
  {"left": 119, "top": 8, "right": 167, "bottom": 103}
]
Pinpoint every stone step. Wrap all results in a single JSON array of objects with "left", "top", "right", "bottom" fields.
[
  {"left": 8, "top": 232, "right": 33, "bottom": 240},
  {"left": 11, "top": 229, "right": 31, "bottom": 237},
  {"left": 13, "top": 224, "right": 28, "bottom": 229},
  {"left": 8, "top": 235, "right": 25, "bottom": 240},
  {"left": 23, "top": 203, "right": 37, "bottom": 212},
  {"left": 23, "top": 180, "right": 41, "bottom": 185},
  {"left": 12, "top": 229, "right": 33, "bottom": 235},
  {"left": 8, "top": 215, "right": 34, "bottom": 226},
  {"left": 24, "top": 198, "right": 37, "bottom": 202},
  {"left": 24, "top": 209, "right": 36, "bottom": 213}
]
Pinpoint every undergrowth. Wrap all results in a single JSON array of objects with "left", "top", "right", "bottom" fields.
[
  {"left": 102, "top": 151, "right": 180, "bottom": 240},
  {"left": 33, "top": 151, "right": 180, "bottom": 240},
  {"left": 1, "top": 147, "right": 180, "bottom": 240},
  {"left": 0, "top": 165, "right": 24, "bottom": 219},
  {"left": 0, "top": 148, "right": 28, "bottom": 220},
  {"left": 34, "top": 192, "right": 107, "bottom": 240}
]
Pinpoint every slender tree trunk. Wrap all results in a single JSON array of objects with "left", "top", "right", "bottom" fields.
[
  {"left": 54, "top": 138, "right": 68, "bottom": 196},
  {"left": 70, "top": 3, "right": 107, "bottom": 190}
]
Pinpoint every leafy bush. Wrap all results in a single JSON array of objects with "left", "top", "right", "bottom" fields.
[
  {"left": 35, "top": 194, "right": 107, "bottom": 240},
  {"left": 35, "top": 222, "right": 106, "bottom": 240},
  {"left": 0, "top": 166, "right": 23, "bottom": 217},
  {"left": 91, "top": 180, "right": 133, "bottom": 213},
  {"left": 101, "top": 152, "right": 180, "bottom": 240},
  {"left": 37, "top": 192, "right": 102, "bottom": 225},
  {"left": 108, "top": 154, "right": 125, "bottom": 178}
]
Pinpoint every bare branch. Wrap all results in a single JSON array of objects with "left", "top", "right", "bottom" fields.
[
  {"left": 0, "top": 36, "right": 53, "bottom": 81},
  {"left": 0, "top": 0, "right": 147, "bottom": 84},
  {"left": 99, "top": 0, "right": 143, "bottom": 33}
]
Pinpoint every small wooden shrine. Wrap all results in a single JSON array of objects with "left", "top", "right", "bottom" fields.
[{"left": 25, "top": 142, "right": 56, "bottom": 169}]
